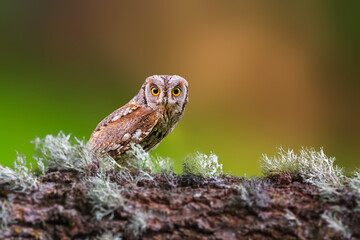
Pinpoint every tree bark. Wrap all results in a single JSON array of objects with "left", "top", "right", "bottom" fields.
[{"left": 0, "top": 169, "right": 357, "bottom": 240}]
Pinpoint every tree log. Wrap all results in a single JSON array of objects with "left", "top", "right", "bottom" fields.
[{"left": 0, "top": 169, "right": 358, "bottom": 240}]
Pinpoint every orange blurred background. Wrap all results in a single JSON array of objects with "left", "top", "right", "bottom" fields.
[{"left": 1, "top": 1, "right": 359, "bottom": 176}]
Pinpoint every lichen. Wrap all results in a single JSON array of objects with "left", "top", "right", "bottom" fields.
[
  {"left": 126, "top": 210, "right": 148, "bottom": 238},
  {"left": 261, "top": 147, "right": 344, "bottom": 188},
  {"left": 32, "top": 131, "right": 94, "bottom": 172},
  {"left": 182, "top": 152, "right": 222, "bottom": 178},
  {"left": 232, "top": 177, "right": 272, "bottom": 209},
  {"left": 321, "top": 209, "right": 351, "bottom": 239},
  {"left": 98, "top": 231, "right": 122, "bottom": 240},
  {"left": 0, "top": 200, "right": 12, "bottom": 230},
  {"left": 127, "top": 143, "right": 174, "bottom": 175},
  {"left": 348, "top": 170, "right": 360, "bottom": 213},
  {"left": 86, "top": 172, "right": 125, "bottom": 221},
  {"left": 32, "top": 131, "right": 127, "bottom": 174},
  {"left": 0, "top": 154, "right": 39, "bottom": 192}
]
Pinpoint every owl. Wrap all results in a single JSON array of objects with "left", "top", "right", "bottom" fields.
[{"left": 89, "top": 75, "right": 189, "bottom": 161}]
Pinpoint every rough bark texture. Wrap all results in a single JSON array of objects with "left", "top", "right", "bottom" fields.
[{"left": 0, "top": 169, "right": 358, "bottom": 240}]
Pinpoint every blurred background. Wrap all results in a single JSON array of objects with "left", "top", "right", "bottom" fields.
[{"left": 0, "top": 1, "right": 359, "bottom": 176}]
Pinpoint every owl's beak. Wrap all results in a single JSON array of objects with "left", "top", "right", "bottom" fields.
[
  {"left": 162, "top": 98, "right": 173, "bottom": 113},
  {"left": 163, "top": 98, "right": 168, "bottom": 107}
]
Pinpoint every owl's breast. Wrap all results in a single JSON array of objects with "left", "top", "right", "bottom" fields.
[
  {"left": 141, "top": 109, "right": 183, "bottom": 152},
  {"left": 140, "top": 119, "right": 168, "bottom": 152}
]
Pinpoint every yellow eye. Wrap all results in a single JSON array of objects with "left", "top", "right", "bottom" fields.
[
  {"left": 172, "top": 87, "right": 181, "bottom": 96},
  {"left": 151, "top": 87, "right": 160, "bottom": 96}
]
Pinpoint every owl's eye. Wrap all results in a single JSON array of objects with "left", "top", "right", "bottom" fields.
[
  {"left": 172, "top": 87, "right": 181, "bottom": 96},
  {"left": 151, "top": 87, "right": 160, "bottom": 96}
]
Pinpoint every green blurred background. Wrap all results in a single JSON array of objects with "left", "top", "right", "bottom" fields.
[{"left": 1, "top": 1, "right": 359, "bottom": 176}]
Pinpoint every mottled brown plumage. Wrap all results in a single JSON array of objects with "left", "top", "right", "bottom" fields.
[{"left": 90, "top": 75, "right": 188, "bottom": 160}]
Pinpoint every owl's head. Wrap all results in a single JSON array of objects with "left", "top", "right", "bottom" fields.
[{"left": 140, "top": 75, "right": 188, "bottom": 114}]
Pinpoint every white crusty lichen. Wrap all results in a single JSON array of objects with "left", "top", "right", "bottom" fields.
[
  {"left": 182, "top": 152, "right": 223, "bottom": 178},
  {"left": 126, "top": 210, "right": 148, "bottom": 238},
  {"left": 98, "top": 231, "right": 122, "bottom": 240},
  {"left": 321, "top": 210, "right": 351, "bottom": 239},
  {"left": 0, "top": 154, "right": 39, "bottom": 192},
  {"left": 0, "top": 200, "right": 12, "bottom": 231},
  {"left": 233, "top": 177, "right": 271, "bottom": 209},
  {"left": 86, "top": 172, "right": 125, "bottom": 221},
  {"left": 348, "top": 170, "right": 360, "bottom": 212}
]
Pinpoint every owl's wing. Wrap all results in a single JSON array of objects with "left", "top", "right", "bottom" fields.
[{"left": 89, "top": 103, "right": 159, "bottom": 153}]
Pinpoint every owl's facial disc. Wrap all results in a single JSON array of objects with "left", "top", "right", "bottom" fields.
[
  {"left": 166, "top": 76, "right": 188, "bottom": 108},
  {"left": 144, "top": 75, "right": 188, "bottom": 113}
]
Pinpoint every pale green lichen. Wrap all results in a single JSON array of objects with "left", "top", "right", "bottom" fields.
[
  {"left": 32, "top": 131, "right": 94, "bottom": 172},
  {"left": 86, "top": 172, "right": 125, "bottom": 221},
  {"left": 321, "top": 209, "right": 351, "bottom": 239},
  {"left": 0, "top": 200, "right": 12, "bottom": 230},
  {"left": 232, "top": 177, "right": 271, "bottom": 209},
  {"left": 98, "top": 231, "right": 122, "bottom": 240},
  {"left": 261, "top": 147, "right": 303, "bottom": 176},
  {"left": 149, "top": 156, "right": 174, "bottom": 174},
  {"left": 126, "top": 210, "right": 148, "bottom": 238},
  {"left": 348, "top": 170, "right": 360, "bottom": 212},
  {"left": 261, "top": 147, "right": 344, "bottom": 189},
  {"left": 32, "top": 131, "right": 126, "bottom": 173},
  {"left": 0, "top": 154, "right": 39, "bottom": 192},
  {"left": 127, "top": 143, "right": 174, "bottom": 175},
  {"left": 31, "top": 133, "right": 224, "bottom": 181},
  {"left": 262, "top": 147, "right": 356, "bottom": 237},
  {"left": 182, "top": 152, "right": 222, "bottom": 178}
]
